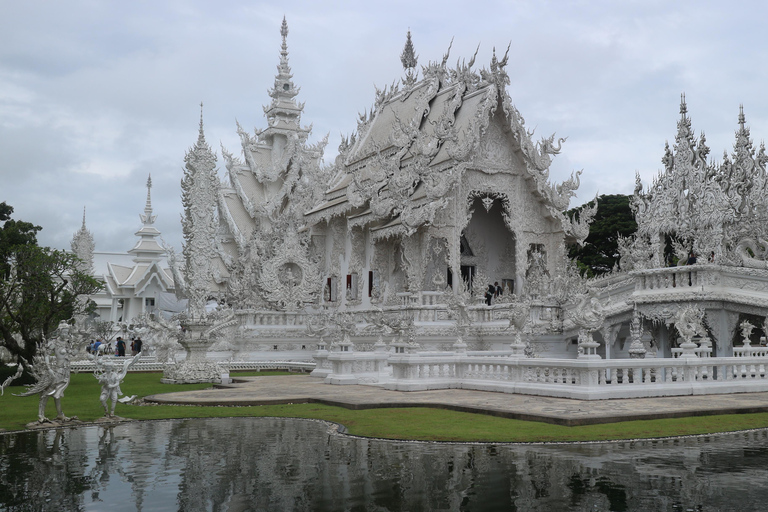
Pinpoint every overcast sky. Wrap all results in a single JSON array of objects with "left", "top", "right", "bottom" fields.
[{"left": 2, "top": 1, "right": 767, "bottom": 253}]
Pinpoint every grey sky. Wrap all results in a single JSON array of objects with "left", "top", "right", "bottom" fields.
[{"left": 2, "top": 1, "right": 767, "bottom": 253}]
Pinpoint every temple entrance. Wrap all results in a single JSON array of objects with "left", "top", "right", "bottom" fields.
[{"left": 461, "top": 196, "right": 516, "bottom": 294}]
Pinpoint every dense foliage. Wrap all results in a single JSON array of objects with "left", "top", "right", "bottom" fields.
[
  {"left": 0, "top": 202, "right": 41, "bottom": 279},
  {"left": 0, "top": 202, "right": 102, "bottom": 365},
  {"left": 567, "top": 194, "right": 637, "bottom": 277}
]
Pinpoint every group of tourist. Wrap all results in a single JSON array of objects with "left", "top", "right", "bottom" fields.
[
  {"left": 665, "top": 250, "right": 716, "bottom": 267},
  {"left": 86, "top": 337, "right": 143, "bottom": 357},
  {"left": 484, "top": 281, "right": 504, "bottom": 306}
]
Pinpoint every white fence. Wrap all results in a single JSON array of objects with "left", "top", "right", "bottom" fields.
[
  {"left": 70, "top": 357, "right": 314, "bottom": 374},
  {"left": 359, "top": 353, "right": 768, "bottom": 399}
]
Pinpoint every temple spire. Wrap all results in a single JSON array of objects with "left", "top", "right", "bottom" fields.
[
  {"left": 71, "top": 206, "right": 95, "bottom": 274},
  {"left": 263, "top": 16, "right": 304, "bottom": 133},
  {"left": 140, "top": 174, "right": 156, "bottom": 225},
  {"left": 181, "top": 101, "right": 220, "bottom": 316},
  {"left": 130, "top": 172, "right": 163, "bottom": 264},
  {"left": 197, "top": 102, "right": 207, "bottom": 146}
]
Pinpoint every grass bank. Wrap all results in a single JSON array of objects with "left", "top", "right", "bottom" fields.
[{"left": 2, "top": 372, "right": 768, "bottom": 442}]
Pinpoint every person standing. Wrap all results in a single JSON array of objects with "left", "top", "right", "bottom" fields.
[
  {"left": 134, "top": 337, "right": 143, "bottom": 355},
  {"left": 687, "top": 251, "right": 697, "bottom": 286},
  {"left": 116, "top": 337, "right": 126, "bottom": 357}
]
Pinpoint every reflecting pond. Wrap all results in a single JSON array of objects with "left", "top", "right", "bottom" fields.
[{"left": 2, "top": 417, "right": 768, "bottom": 511}]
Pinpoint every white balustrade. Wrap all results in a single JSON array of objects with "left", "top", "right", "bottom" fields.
[
  {"left": 381, "top": 353, "right": 768, "bottom": 399},
  {"left": 733, "top": 345, "right": 768, "bottom": 357}
]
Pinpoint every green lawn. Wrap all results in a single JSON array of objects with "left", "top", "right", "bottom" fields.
[{"left": 2, "top": 372, "right": 768, "bottom": 442}]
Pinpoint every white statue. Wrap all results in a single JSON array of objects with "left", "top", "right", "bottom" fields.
[
  {"left": 15, "top": 321, "right": 76, "bottom": 423},
  {"left": 93, "top": 354, "right": 141, "bottom": 418}
]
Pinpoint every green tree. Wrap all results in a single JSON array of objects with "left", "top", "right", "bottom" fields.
[
  {"left": 568, "top": 194, "right": 637, "bottom": 277},
  {"left": 0, "top": 204, "right": 102, "bottom": 365},
  {"left": 0, "top": 202, "right": 41, "bottom": 279}
]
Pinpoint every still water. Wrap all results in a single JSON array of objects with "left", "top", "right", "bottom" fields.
[{"left": 1, "top": 417, "right": 768, "bottom": 511}]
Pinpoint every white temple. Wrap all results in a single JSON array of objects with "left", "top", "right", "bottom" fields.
[
  {"left": 167, "top": 19, "right": 768, "bottom": 398},
  {"left": 73, "top": 176, "right": 180, "bottom": 324}
]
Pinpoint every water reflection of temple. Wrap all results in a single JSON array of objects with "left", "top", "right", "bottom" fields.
[{"left": 2, "top": 419, "right": 768, "bottom": 510}]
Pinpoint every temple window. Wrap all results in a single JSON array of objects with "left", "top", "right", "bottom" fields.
[
  {"left": 346, "top": 273, "right": 358, "bottom": 300},
  {"left": 368, "top": 270, "right": 379, "bottom": 297},
  {"left": 326, "top": 277, "right": 338, "bottom": 302}
]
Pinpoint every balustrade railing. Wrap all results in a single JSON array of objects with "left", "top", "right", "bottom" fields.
[
  {"left": 238, "top": 299, "right": 546, "bottom": 329},
  {"left": 633, "top": 265, "right": 705, "bottom": 292},
  {"left": 381, "top": 354, "right": 768, "bottom": 399},
  {"left": 733, "top": 345, "right": 768, "bottom": 357},
  {"left": 71, "top": 358, "right": 314, "bottom": 373},
  {"left": 632, "top": 264, "right": 768, "bottom": 299},
  {"left": 671, "top": 347, "right": 712, "bottom": 358}
]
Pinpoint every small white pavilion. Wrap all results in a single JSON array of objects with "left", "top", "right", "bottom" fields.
[{"left": 72, "top": 176, "right": 179, "bottom": 324}]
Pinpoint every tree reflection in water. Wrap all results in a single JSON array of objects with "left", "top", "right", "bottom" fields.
[{"left": 1, "top": 418, "right": 768, "bottom": 511}]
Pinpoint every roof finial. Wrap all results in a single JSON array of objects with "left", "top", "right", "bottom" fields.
[
  {"left": 400, "top": 29, "right": 418, "bottom": 70},
  {"left": 81, "top": 206, "right": 87, "bottom": 229},
  {"left": 680, "top": 92, "right": 687, "bottom": 116},
  {"left": 280, "top": 16, "right": 289, "bottom": 60},
  {"left": 739, "top": 103, "right": 746, "bottom": 128}
]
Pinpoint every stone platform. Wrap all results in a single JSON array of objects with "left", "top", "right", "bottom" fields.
[{"left": 143, "top": 375, "right": 768, "bottom": 427}]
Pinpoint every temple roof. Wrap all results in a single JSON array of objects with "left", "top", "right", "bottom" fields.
[{"left": 304, "top": 37, "right": 587, "bottom": 243}]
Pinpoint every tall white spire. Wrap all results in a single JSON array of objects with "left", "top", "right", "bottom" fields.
[
  {"left": 129, "top": 173, "right": 164, "bottom": 264},
  {"left": 140, "top": 174, "right": 156, "bottom": 225},
  {"left": 71, "top": 206, "right": 95, "bottom": 274},
  {"left": 180, "top": 105, "right": 220, "bottom": 318},
  {"left": 263, "top": 16, "right": 305, "bottom": 134}
]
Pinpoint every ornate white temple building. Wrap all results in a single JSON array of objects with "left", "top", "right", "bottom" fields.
[
  {"left": 168, "top": 19, "right": 768, "bottom": 397},
  {"left": 72, "top": 176, "right": 180, "bottom": 324}
]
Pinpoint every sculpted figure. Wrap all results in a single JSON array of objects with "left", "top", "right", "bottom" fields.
[
  {"left": 15, "top": 321, "right": 75, "bottom": 423},
  {"left": 94, "top": 354, "right": 141, "bottom": 417},
  {"left": 570, "top": 289, "right": 605, "bottom": 333}
]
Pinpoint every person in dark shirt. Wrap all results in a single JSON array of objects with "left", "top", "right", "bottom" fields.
[
  {"left": 116, "top": 337, "right": 126, "bottom": 357},
  {"left": 687, "top": 252, "right": 696, "bottom": 286}
]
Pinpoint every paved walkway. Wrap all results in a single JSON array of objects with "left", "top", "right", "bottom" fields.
[{"left": 144, "top": 376, "right": 768, "bottom": 426}]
